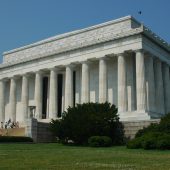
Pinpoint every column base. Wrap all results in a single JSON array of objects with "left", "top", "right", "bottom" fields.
[{"left": 119, "top": 110, "right": 162, "bottom": 121}]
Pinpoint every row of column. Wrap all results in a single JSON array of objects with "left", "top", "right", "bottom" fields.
[
  {"left": 0, "top": 50, "right": 170, "bottom": 123},
  {"left": 0, "top": 58, "right": 110, "bottom": 122},
  {"left": 118, "top": 50, "right": 170, "bottom": 114}
]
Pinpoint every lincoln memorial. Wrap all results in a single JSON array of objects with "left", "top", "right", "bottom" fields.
[{"left": 0, "top": 16, "right": 170, "bottom": 127}]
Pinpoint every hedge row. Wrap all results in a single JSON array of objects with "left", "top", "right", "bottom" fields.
[
  {"left": 0, "top": 136, "right": 33, "bottom": 143},
  {"left": 127, "top": 132, "right": 170, "bottom": 150}
]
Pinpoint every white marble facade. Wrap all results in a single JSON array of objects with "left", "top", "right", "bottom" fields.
[{"left": 0, "top": 15, "right": 170, "bottom": 125}]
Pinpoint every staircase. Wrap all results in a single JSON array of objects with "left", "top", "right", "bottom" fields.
[{"left": 122, "top": 119, "right": 160, "bottom": 139}]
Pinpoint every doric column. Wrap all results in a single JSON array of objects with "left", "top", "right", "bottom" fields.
[
  {"left": 154, "top": 59, "right": 165, "bottom": 114},
  {"left": 0, "top": 80, "right": 5, "bottom": 122},
  {"left": 162, "top": 63, "right": 170, "bottom": 113},
  {"left": 99, "top": 58, "right": 107, "bottom": 103},
  {"left": 118, "top": 53, "right": 127, "bottom": 112},
  {"left": 34, "top": 71, "right": 43, "bottom": 119},
  {"left": 64, "top": 65, "right": 73, "bottom": 110},
  {"left": 81, "top": 62, "right": 89, "bottom": 103},
  {"left": 49, "top": 68, "right": 58, "bottom": 119},
  {"left": 126, "top": 54, "right": 135, "bottom": 111},
  {"left": 145, "top": 55, "right": 155, "bottom": 112},
  {"left": 136, "top": 50, "right": 146, "bottom": 111},
  {"left": 21, "top": 74, "right": 29, "bottom": 121},
  {"left": 9, "top": 77, "right": 17, "bottom": 121}
]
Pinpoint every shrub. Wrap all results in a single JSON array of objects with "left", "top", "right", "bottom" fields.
[
  {"left": 128, "top": 132, "right": 170, "bottom": 150},
  {"left": 88, "top": 136, "right": 112, "bottom": 147},
  {"left": 0, "top": 136, "right": 33, "bottom": 143},
  {"left": 135, "top": 123, "right": 158, "bottom": 138},
  {"left": 156, "top": 133, "right": 170, "bottom": 150},
  {"left": 50, "top": 102, "right": 124, "bottom": 145},
  {"left": 141, "top": 133, "right": 158, "bottom": 150},
  {"left": 127, "top": 137, "right": 143, "bottom": 149},
  {"left": 127, "top": 112, "right": 170, "bottom": 150}
]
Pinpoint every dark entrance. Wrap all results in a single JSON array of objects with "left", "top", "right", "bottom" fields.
[
  {"left": 57, "top": 74, "right": 63, "bottom": 117},
  {"left": 42, "top": 77, "right": 48, "bottom": 119},
  {"left": 73, "top": 71, "right": 76, "bottom": 107}
]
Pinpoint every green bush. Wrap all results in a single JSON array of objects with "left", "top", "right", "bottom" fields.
[
  {"left": 127, "top": 137, "right": 143, "bottom": 149},
  {"left": 141, "top": 133, "right": 158, "bottom": 150},
  {"left": 0, "top": 136, "right": 33, "bottom": 143},
  {"left": 156, "top": 133, "right": 170, "bottom": 150},
  {"left": 135, "top": 123, "right": 158, "bottom": 138},
  {"left": 50, "top": 102, "right": 124, "bottom": 145},
  {"left": 127, "top": 113, "right": 170, "bottom": 150},
  {"left": 88, "top": 136, "right": 112, "bottom": 147}
]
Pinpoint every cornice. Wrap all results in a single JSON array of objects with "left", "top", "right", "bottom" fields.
[{"left": 142, "top": 25, "right": 170, "bottom": 52}]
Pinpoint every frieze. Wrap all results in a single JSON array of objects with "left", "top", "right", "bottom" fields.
[
  {"left": 1, "top": 27, "right": 143, "bottom": 69},
  {"left": 1, "top": 16, "right": 170, "bottom": 69},
  {"left": 2, "top": 17, "right": 134, "bottom": 64}
]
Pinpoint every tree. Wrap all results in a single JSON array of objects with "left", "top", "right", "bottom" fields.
[{"left": 50, "top": 102, "right": 124, "bottom": 145}]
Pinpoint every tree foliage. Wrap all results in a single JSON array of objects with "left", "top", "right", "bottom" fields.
[
  {"left": 127, "top": 113, "right": 170, "bottom": 150},
  {"left": 50, "top": 102, "right": 124, "bottom": 145}
]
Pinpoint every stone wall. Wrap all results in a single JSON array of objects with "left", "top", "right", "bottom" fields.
[
  {"left": 123, "top": 119, "right": 160, "bottom": 139},
  {"left": 0, "top": 118, "right": 160, "bottom": 142},
  {"left": 25, "top": 118, "right": 54, "bottom": 142}
]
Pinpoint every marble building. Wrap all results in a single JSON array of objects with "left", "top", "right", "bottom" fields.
[{"left": 0, "top": 15, "right": 170, "bottom": 126}]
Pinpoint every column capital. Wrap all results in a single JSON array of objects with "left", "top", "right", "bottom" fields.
[
  {"left": 134, "top": 49, "right": 144, "bottom": 53},
  {"left": 80, "top": 60, "right": 91, "bottom": 65},
  {"left": 98, "top": 56, "right": 109, "bottom": 61},
  {"left": 65, "top": 64, "right": 75, "bottom": 69},
  {"left": 162, "top": 62, "right": 169, "bottom": 67},
  {"left": 49, "top": 67, "right": 59, "bottom": 72},
  {"left": 116, "top": 52, "right": 125, "bottom": 56},
  {"left": 0, "top": 78, "right": 7, "bottom": 82},
  {"left": 21, "top": 73, "right": 31, "bottom": 78},
  {"left": 154, "top": 57, "right": 161, "bottom": 63},
  {"left": 34, "top": 70, "right": 44, "bottom": 75},
  {"left": 10, "top": 76, "right": 19, "bottom": 80}
]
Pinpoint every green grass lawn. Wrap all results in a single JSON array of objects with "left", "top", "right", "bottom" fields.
[{"left": 0, "top": 143, "right": 170, "bottom": 170}]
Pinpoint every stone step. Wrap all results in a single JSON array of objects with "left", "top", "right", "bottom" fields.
[{"left": 122, "top": 120, "right": 160, "bottom": 139}]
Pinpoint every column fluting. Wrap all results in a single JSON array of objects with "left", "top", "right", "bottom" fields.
[
  {"left": 118, "top": 53, "right": 127, "bottom": 112},
  {"left": 65, "top": 65, "right": 73, "bottom": 110},
  {"left": 136, "top": 50, "right": 146, "bottom": 111},
  {"left": 34, "top": 71, "right": 43, "bottom": 119},
  {"left": 154, "top": 59, "right": 165, "bottom": 114},
  {"left": 99, "top": 58, "right": 107, "bottom": 103},
  {"left": 81, "top": 62, "right": 89, "bottom": 103},
  {"left": 21, "top": 74, "right": 29, "bottom": 121},
  {"left": 9, "top": 78, "right": 17, "bottom": 121},
  {"left": 145, "top": 55, "right": 155, "bottom": 112},
  {"left": 49, "top": 68, "right": 58, "bottom": 119},
  {"left": 162, "top": 63, "right": 170, "bottom": 113},
  {"left": 126, "top": 54, "right": 135, "bottom": 111},
  {"left": 0, "top": 80, "right": 5, "bottom": 123}
]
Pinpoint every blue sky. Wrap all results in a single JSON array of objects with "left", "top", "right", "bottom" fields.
[{"left": 0, "top": 0, "right": 170, "bottom": 63}]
